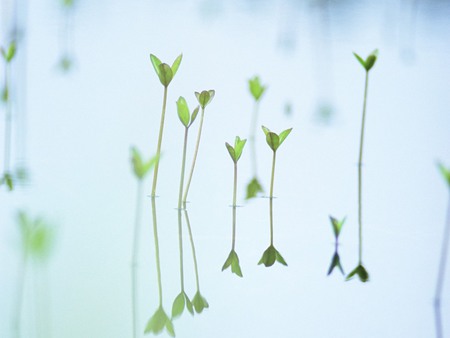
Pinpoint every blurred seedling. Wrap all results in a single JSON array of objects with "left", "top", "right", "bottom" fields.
[
  {"left": 222, "top": 136, "right": 247, "bottom": 277},
  {"left": 346, "top": 49, "right": 378, "bottom": 283},
  {"left": 58, "top": 0, "right": 76, "bottom": 72},
  {"left": 327, "top": 216, "right": 345, "bottom": 276},
  {"left": 130, "top": 147, "right": 158, "bottom": 338},
  {"left": 149, "top": 53, "right": 183, "bottom": 197},
  {"left": 246, "top": 76, "right": 266, "bottom": 200},
  {"left": 182, "top": 89, "right": 215, "bottom": 205},
  {"left": 258, "top": 126, "right": 292, "bottom": 267},
  {"left": 172, "top": 97, "right": 199, "bottom": 320}
]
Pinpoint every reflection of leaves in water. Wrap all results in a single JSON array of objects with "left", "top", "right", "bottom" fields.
[
  {"left": 346, "top": 264, "right": 369, "bottom": 283},
  {"left": 18, "top": 211, "right": 54, "bottom": 260},
  {"left": 258, "top": 245, "right": 287, "bottom": 267},
  {"left": 222, "top": 250, "right": 243, "bottom": 277},
  {"left": 327, "top": 251, "right": 344, "bottom": 276},
  {"left": 246, "top": 177, "right": 263, "bottom": 199},
  {"left": 171, "top": 291, "right": 194, "bottom": 319},
  {"left": 144, "top": 306, "right": 175, "bottom": 337},
  {"left": 438, "top": 163, "right": 450, "bottom": 187},
  {"left": 1, "top": 172, "right": 14, "bottom": 191},
  {"left": 314, "top": 102, "right": 334, "bottom": 125},
  {"left": 192, "top": 291, "right": 209, "bottom": 314}
]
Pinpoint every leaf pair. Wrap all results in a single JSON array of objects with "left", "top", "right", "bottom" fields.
[
  {"left": 258, "top": 245, "right": 287, "bottom": 267},
  {"left": 438, "top": 163, "right": 450, "bottom": 187},
  {"left": 262, "top": 126, "right": 292, "bottom": 152},
  {"left": 144, "top": 307, "right": 175, "bottom": 337},
  {"left": 327, "top": 251, "right": 344, "bottom": 276},
  {"left": 0, "top": 41, "right": 16, "bottom": 63},
  {"left": 195, "top": 90, "right": 215, "bottom": 109},
  {"left": 18, "top": 211, "right": 53, "bottom": 259},
  {"left": 130, "top": 147, "right": 158, "bottom": 180},
  {"left": 222, "top": 250, "right": 243, "bottom": 277},
  {"left": 1, "top": 172, "right": 14, "bottom": 191},
  {"left": 225, "top": 137, "right": 246, "bottom": 163},
  {"left": 192, "top": 291, "right": 209, "bottom": 314},
  {"left": 246, "top": 177, "right": 263, "bottom": 199},
  {"left": 249, "top": 76, "right": 266, "bottom": 101},
  {"left": 329, "top": 216, "right": 345, "bottom": 240},
  {"left": 171, "top": 291, "right": 193, "bottom": 319},
  {"left": 346, "top": 264, "right": 369, "bottom": 282},
  {"left": 353, "top": 49, "right": 378, "bottom": 72},
  {"left": 150, "top": 54, "right": 182, "bottom": 87},
  {"left": 177, "top": 97, "right": 199, "bottom": 128}
]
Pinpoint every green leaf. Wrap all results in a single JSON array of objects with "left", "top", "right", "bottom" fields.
[
  {"left": 266, "top": 132, "right": 280, "bottom": 151},
  {"left": 171, "top": 54, "right": 183, "bottom": 77},
  {"left": 275, "top": 249, "right": 288, "bottom": 266},
  {"left": 144, "top": 307, "right": 174, "bottom": 336},
  {"left": 185, "top": 295, "right": 194, "bottom": 315},
  {"left": 157, "top": 63, "right": 173, "bottom": 87},
  {"left": 130, "top": 147, "right": 157, "bottom": 180},
  {"left": 195, "top": 90, "right": 215, "bottom": 109},
  {"left": 258, "top": 245, "right": 287, "bottom": 267},
  {"left": 2, "top": 173, "right": 14, "bottom": 191},
  {"left": 17, "top": 211, "right": 53, "bottom": 259},
  {"left": 171, "top": 292, "right": 186, "bottom": 319},
  {"left": 329, "top": 216, "right": 345, "bottom": 239},
  {"left": 354, "top": 50, "right": 378, "bottom": 72},
  {"left": 327, "top": 251, "right": 344, "bottom": 276},
  {"left": 222, "top": 250, "right": 243, "bottom": 277},
  {"left": 192, "top": 291, "right": 209, "bottom": 314},
  {"left": 225, "top": 142, "right": 236, "bottom": 162},
  {"left": 353, "top": 52, "right": 366, "bottom": 70},
  {"left": 261, "top": 125, "right": 270, "bottom": 136},
  {"left": 1, "top": 41, "right": 16, "bottom": 62},
  {"left": 346, "top": 264, "right": 369, "bottom": 282},
  {"left": 246, "top": 177, "right": 264, "bottom": 199},
  {"left": 438, "top": 163, "right": 450, "bottom": 187},
  {"left": 249, "top": 76, "right": 266, "bottom": 101},
  {"left": 149, "top": 54, "right": 162, "bottom": 76},
  {"left": 176, "top": 96, "right": 190, "bottom": 127},
  {"left": 189, "top": 106, "right": 200, "bottom": 126},
  {"left": 278, "top": 128, "right": 292, "bottom": 147},
  {"left": 233, "top": 136, "right": 246, "bottom": 162}
]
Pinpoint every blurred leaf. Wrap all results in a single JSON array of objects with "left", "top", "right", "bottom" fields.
[
  {"left": 346, "top": 264, "right": 369, "bottom": 282},
  {"left": 222, "top": 250, "right": 243, "bottom": 277},
  {"left": 62, "top": 0, "right": 75, "bottom": 7},
  {"left": 354, "top": 50, "right": 378, "bottom": 72},
  {"left": 144, "top": 306, "right": 174, "bottom": 337},
  {"left": 192, "top": 291, "right": 209, "bottom": 314},
  {"left": 246, "top": 177, "right": 263, "bottom": 199},
  {"left": 176, "top": 96, "right": 190, "bottom": 127},
  {"left": 438, "top": 163, "right": 450, "bottom": 187},
  {"left": 171, "top": 291, "right": 193, "bottom": 319},
  {"left": 17, "top": 211, "right": 53, "bottom": 259},
  {"left": 329, "top": 216, "right": 345, "bottom": 239},
  {"left": 130, "top": 147, "right": 157, "bottom": 180},
  {"left": 353, "top": 53, "right": 366, "bottom": 70},
  {"left": 2, "top": 85, "right": 9, "bottom": 102},
  {"left": 258, "top": 245, "right": 287, "bottom": 267},
  {"left": 248, "top": 76, "right": 266, "bottom": 101},
  {"left": 1, "top": 41, "right": 16, "bottom": 62},
  {"left": 171, "top": 54, "right": 183, "bottom": 77},
  {"left": 1, "top": 173, "right": 14, "bottom": 191},
  {"left": 327, "top": 251, "right": 344, "bottom": 276}
]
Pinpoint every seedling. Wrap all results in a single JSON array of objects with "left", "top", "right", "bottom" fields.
[
  {"left": 183, "top": 208, "right": 209, "bottom": 313},
  {"left": 145, "top": 197, "right": 174, "bottom": 336},
  {"left": 182, "top": 89, "right": 215, "bottom": 204},
  {"left": 327, "top": 216, "right": 345, "bottom": 276},
  {"left": 172, "top": 97, "right": 198, "bottom": 319},
  {"left": 258, "top": 126, "right": 292, "bottom": 267},
  {"left": 434, "top": 162, "right": 450, "bottom": 338},
  {"left": 130, "top": 148, "right": 157, "bottom": 338},
  {"left": 246, "top": 76, "right": 266, "bottom": 199},
  {"left": 222, "top": 136, "right": 247, "bottom": 277},
  {"left": 58, "top": 0, "right": 76, "bottom": 71},
  {"left": 346, "top": 49, "right": 378, "bottom": 282},
  {"left": 1, "top": 41, "right": 17, "bottom": 191},
  {"left": 149, "top": 53, "right": 183, "bottom": 197}
]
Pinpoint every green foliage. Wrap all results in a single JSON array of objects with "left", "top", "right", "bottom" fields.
[
  {"left": 329, "top": 216, "right": 345, "bottom": 240},
  {"left": 346, "top": 264, "right": 369, "bottom": 282},
  {"left": 1, "top": 172, "right": 14, "bottom": 191},
  {"left": 438, "top": 163, "right": 450, "bottom": 187},
  {"left": 171, "top": 291, "right": 194, "bottom": 319},
  {"left": 149, "top": 53, "right": 183, "bottom": 87},
  {"left": 327, "top": 251, "right": 344, "bottom": 276},
  {"left": 261, "top": 126, "right": 292, "bottom": 152},
  {"left": 353, "top": 49, "right": 378, "bottom": 72},
  {"left": 246, "top": 177, "right": 264, "bottom": 199},
  {"left": 225, "top": 136, "right": 247, "bottom": 163},
  {"left": 1, "top": 41, "right": 17, "bottom": 63},
  {"left": 130, "top": 147, "right": 158, "bottom": 180},
  {"left": 18, "top": 211, "right": 53, "bottom": 260},
  {"left": 192, "top": 291, "right": 209, "bottom": 314},
  {"left": 258, "top": 245, "right": 287, "bottom": 267},
  {"left": 195, "top": 90, "right": 215, "bottom": 109},
  {"left": 144, "top": 306, "right": 175, "bottom": 337},
  {"left": 248, "top": 76, "right": 266, "bottom": 101},
  {"left": 2, "top": 85, "right": 8, "bottom": 102},
  {"left": 176, "top": 96, "right": 199, "bottom": 128},
  {"left": 222, "top": 250, "right": 243, "bottom": 277},
  {"left": 62, "top": 0, "right": 75, "bottom": 7}
]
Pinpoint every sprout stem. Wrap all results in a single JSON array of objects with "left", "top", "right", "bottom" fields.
[
  {"left": 178, "top": 128, "right": 189, "bottom": 209},
  {"left": 151, "top": 86, "right": 168, "bottom": 197},
  {"left": 150, "top": 197, "right": 163, "bottom": 306},
  {"left": 269, "top": 151, "right": 276, "bottom": 246},
  {"left": 4, "top": 64, "right": 12, "bottom": 174},
  {"left": 232, "top": 162, "right": 238, "bottom": 250},
  {"left": 183, "top": 107, "right": 205, "bottom": 204},
  {"left": 177, "top": 210, "right": 185, "bottom": 292},
  {"left": 183, "top": 208, "right": 201, "bottom": 291},
  {"left": 249, "top": 101, "right": 260, "bottom": 176}
]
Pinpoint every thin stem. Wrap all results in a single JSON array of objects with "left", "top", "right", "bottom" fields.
[
  {"left": 183, "top": 208, "right": 200, "bottom": 291},
  {"left": 249, "top": 101, "right": 259, "bottom": 176},
  {"left": 178, "top": 128, "right": 189, "bottom": 209},
  {"left": 357, "top": 71, "right": 369, "bottom": 264},
  {"left": 131, "top": 182, "right": 143, "bottom": 338},
  {"left": 150, "top": 197, "right": 163, "bottom": 306},
  {"left": 232, "top": 162, "right": 237, "bottom": 250},
  {"left": 177, "top": 210, "right": 185, "bottom": 291},
  {"left": 12, "top": 252, "right": 27, "bottom": 338},
  {"left": 151, "top": 86, "right": 168, "bottom": 197},
  {"left": 4, "top": 63, "right": 12, "bottom": 173},
  {"left": 269, "top": 151, "right": 276, "bottom": 246},
  {"left": 183, "top": 107, "right": 205, "bottom": 204},
  {"left": 434, "top": 195, "right": 450, "bottom": 303}
]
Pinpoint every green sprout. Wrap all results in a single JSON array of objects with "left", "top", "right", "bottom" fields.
[
  {"left": 246, "top": 76, "right": 267, "bottom": 199},
  {"left": 172, "top": 97, "right": 199, "bottom": 320},
  {"left": 438, "top": 163, "right": 450, "bottom": 188},
  {"left": 182, "top": 89, "right": 215, "bottom": 204},
  {"left": 149, "top": 53, "right": 183, "bottom": 197},
  {"left": 222, "top": 136, "right": 247, "bottom": 277},
  {"left": 1, "top": 41, "right": 17, "bottom": 191},
  {"left": 327, "top": 216, "right": 345, "bottom": 276},
  {"left": 258, "top": 126, "right": 292, "bottom": 267},
  {"left": 130, "top": 148, "right": 157, "bottom": 338},
  {"left": 346, "top": 49, "right": 378, "bottom": 283}
]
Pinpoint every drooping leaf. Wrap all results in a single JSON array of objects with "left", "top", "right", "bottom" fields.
[
  {"left": 171, "top": 292, "right": 186, "bottom": 319},
  {"left": 438, "top": 163, "right": 450, "bottom": 187},
  {"left": 149, "top": 54, "right": 162, "bottom": 76},
  {"left": 329, "top": 216, "right": 345, "bottom": 239},
  {"left": 222, "top": 250, "right": 243, "bottom": 277},
  {"left": 225, "top": 142, "right": 236, "bottom": 162},
  {"left": 346, "top": 264, "right": 369, "bottom": 282},
  {"left": 278, "top": 128, "right": 292, "bottom": 147},
  {"left": 176, "top": 96, "right": 190, "bottom": 127},
  {"left": 171, "top": 54, "right": 183, "bottom": 77},
  {"left": 258, "top": 245, "right": 287, "bottom": 267},
  {"left": 246, "top": 177, "right": 264, "bottom": 199},
  {"left": 192, "top": 291, "right": 209, "bottom": 314},
  {"left": 249, "top": 76, "right": 266, "bottom": 101},
  {"left": 327, "top": 251, "right": 344, "bottom": 276},
  {"left": 275, "top": 248, "right": 288, "bottom": 266},
  {"left": 144, "top": 307, "right": 174, "bottom": 336}
]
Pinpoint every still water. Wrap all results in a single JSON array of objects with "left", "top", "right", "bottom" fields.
[{"left": 1, "top": 0, "right": 450, "bottom": 337}]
